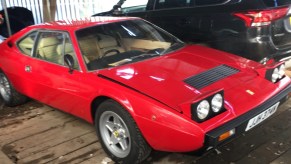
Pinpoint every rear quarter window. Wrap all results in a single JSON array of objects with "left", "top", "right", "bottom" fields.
[
  {"left": 262, "top": 0, "right": 291, "bottom": 7},
  {"left": 17, "top": 31, "right": 37, "bottom": 56}
]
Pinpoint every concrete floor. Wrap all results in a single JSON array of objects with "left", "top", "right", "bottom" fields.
[{"left": 0, "top": 97, "right": 290, "bottom": 164}]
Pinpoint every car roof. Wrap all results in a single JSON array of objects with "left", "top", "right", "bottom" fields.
[{"left": 30, "top": 16, "right": 139, "bottom": 31}]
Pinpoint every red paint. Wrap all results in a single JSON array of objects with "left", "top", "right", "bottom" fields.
[{"left": 0, "top": 17, "right": 290, "bottom": 152}]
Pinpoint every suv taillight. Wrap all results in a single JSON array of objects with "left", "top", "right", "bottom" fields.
[{"left": 234, "top": 7, "right": 289, "bottom": 27}]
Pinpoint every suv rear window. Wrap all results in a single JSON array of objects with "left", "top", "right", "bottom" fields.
[
  {"left": 154, "top": 0, "right": 234, "bottom": 9},
  {"left": 263, "top": 0, "right": 291, "bottom": 7},
  {"left": 195, "top": 0, "right": 229, "bottom": 6},
  {"left": 155, "top": 0, "right": 193, "bottom": 9}
]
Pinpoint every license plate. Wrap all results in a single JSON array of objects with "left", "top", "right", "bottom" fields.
[{"left": 245, "top": 102, "right": 280, "bottom": 131}]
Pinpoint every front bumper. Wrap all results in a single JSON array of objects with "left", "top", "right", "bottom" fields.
[{"left": 205, "top": 84, "right": 291, "bottom": 148}]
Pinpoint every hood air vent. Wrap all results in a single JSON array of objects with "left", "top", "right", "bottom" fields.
[{"left": 184, "top": 65, "right": 240, "bottom": 89}]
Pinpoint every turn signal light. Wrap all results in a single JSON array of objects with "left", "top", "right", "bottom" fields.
[{"left": 218, "top": 129, "right": 235, "bottom": 142}]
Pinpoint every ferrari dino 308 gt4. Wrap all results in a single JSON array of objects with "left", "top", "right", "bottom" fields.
[{"left": 0, "top": 17, "right": 290, "bottom": 163}]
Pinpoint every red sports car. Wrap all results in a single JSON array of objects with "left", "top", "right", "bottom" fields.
[{"left": 0, "top": 17, "right": 290, "bottom": 163}]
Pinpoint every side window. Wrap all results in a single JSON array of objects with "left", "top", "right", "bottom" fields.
[
  {"left": 155, "top": 0, "right": 193, "bottom": 9},
  {"left": 17, "top": 31, "right": 37, "bottom": 56},
  {"left": 35, "top": 32, "right": 64, "bottom": 65},
  {"left": 122, "top": 0, "right": 148, "bottom": 13},
  {"left": 56, "top": 34, "right": 80, "bottom": 70},
  {"left": 146, "top": 0, "right": 155, "bottom": 10}
]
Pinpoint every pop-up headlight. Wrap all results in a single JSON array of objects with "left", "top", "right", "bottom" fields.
[
  {"left": 191, "top": 91, "right": 225, "bottom": 123},
  {"left": 266, "top": 63, "right": 285, "bottom": 83}
]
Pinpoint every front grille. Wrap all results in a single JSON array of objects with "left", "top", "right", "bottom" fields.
[{"left": 184, "top": 65, "right": 240, "bottom": 89}]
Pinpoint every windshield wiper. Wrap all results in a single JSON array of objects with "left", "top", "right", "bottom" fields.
[
  {"left": 162, "top": 42, "right": 185, "bottom": 54},
  {"left": 108, "top": 49, "right": 163, "bottom": 67}
]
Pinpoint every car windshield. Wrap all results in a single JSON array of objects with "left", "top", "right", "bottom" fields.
[{"left": 76, "top": 19, "right": 185, "bottom": 71}]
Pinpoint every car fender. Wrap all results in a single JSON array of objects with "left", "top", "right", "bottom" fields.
[{"left": 88, "top": 77, "right": 205, "bottom": 152}]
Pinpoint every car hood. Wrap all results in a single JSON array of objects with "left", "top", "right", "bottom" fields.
[{"left": 98, "top": 45, "right": 262, "bottom": 112}]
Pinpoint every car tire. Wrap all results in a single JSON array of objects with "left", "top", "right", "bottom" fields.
[
  {"left": 0, "top": 72, "right": 28, "bottom": 106},
  {"left": 95, "top": 99, "right": 151, "bottom": 163}
]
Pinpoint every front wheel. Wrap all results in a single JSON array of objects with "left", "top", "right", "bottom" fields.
[
  {"left": 95, "top": 100, "right": 151, "bottom": 163},
  {"left": 0, "top": 72, "right": 28, "bottom": 106}
]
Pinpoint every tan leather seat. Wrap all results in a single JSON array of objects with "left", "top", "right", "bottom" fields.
[
  {"left": 78, "top": 36, "right": 100, "bottom": 62},
  {"left": 18, "top": 37, "right": 34, "bottom": 56},
  {"left": 98, "top": 34, "right": 125, "bottom": 56},
  {"left": 56, "top": 43, "right": 81, "bottom": 69},
  {"left": 37, "top": 37, "right": 62, "bottom": 64},
  {"left": 78, "top": 34, "right": 125, "bottom": 64},
  {"left": 56, "top": 42, "right": 74, "bottom": 55}
]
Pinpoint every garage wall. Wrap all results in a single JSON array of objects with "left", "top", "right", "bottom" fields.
[
  {"left": 54, "top": 0, "right": 117, "bottom": 21},
  {"left": 0, "top": 0, "right": 118, "bottom": 24}
]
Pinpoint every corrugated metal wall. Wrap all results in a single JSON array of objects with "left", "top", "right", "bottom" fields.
[
  {"left": 0, "top": 0, "right": 117, "bottom": 24},
  {"left": 54, "top": 0, "right": 116, "bottom": 21}
]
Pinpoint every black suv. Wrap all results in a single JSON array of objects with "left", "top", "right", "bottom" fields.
[
  {"left": 0, "top": 7, "right": 34, "bottom": 38},
  {"left": 94, "top": 0, "right": 291, "bottom": 63}
]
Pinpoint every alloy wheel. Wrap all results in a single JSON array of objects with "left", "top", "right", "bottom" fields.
[
  {"left": 0, "top": 74, "right": 11, "bottom": 102},
  {"left": 99, "top": 111, "right": 131, "bottom": 158}
]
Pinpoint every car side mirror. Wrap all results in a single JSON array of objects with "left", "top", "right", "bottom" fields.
[{"left": 64, "top": 54, "right": 74, "bottom": 74}]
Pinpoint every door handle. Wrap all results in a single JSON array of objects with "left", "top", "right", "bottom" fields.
[{"left": 25, "top": 65, "right": 32, "bottom": 72}]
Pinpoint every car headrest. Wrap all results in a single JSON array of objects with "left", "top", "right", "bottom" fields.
[
  {"left": 38, "top": 37, "right": 59, "bottom": 48},
  {"left": 56, "top": 43, "right": 74, "bottom": 55},
  {"left": 98, "top": 34, "right": 118, "bottom": 48}
]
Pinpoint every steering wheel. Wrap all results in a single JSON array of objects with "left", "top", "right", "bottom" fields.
[{"left": 103, "top": 49, "right": 120, "bottom": 57}]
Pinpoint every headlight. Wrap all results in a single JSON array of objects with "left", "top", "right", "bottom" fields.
[
  {"left": 266, "top": 63, "right": 286, "bottom": 83},
  {"left": 191, "top": 90, "right": 225, "bottom": 123},
  {"left": 197, "top": 100, "right": 210, "bottom": 120},
  {"left": 211, "top": 93, "right": 223, "bottom": 113},
  {"left": 271, "top": 68, "right": 279, "bottom": 83},
  {"left": 278, "top": 64, "right": 285, "bottom": 79}
]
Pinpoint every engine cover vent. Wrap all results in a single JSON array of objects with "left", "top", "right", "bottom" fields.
[{"left": 184, "top": 65, "right": 240, "bottom": 89}]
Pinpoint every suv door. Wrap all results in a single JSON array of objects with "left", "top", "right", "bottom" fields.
[
  {"left": 136, "top": 0, "right": 241, "bottom": 43},
  {"left": 143, "top": 0, "right": 196, "bottom": 40}
]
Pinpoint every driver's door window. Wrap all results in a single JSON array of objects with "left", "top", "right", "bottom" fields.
[
  {"left": 35, "top": 31, "right": 80, "bottom": 70},
  {"left": 57, "top": 34, "right": 80, "bottom": 70},
  {"left": 35, "top": 32, "right": 64, "bottom": 65}
]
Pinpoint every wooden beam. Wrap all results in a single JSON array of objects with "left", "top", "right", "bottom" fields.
[
  {"left": 42, "top": 0, "right": 57, "bottom": 22},
  {"left": 50, "top": 0, "right": 57, "bottom": 21}
]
